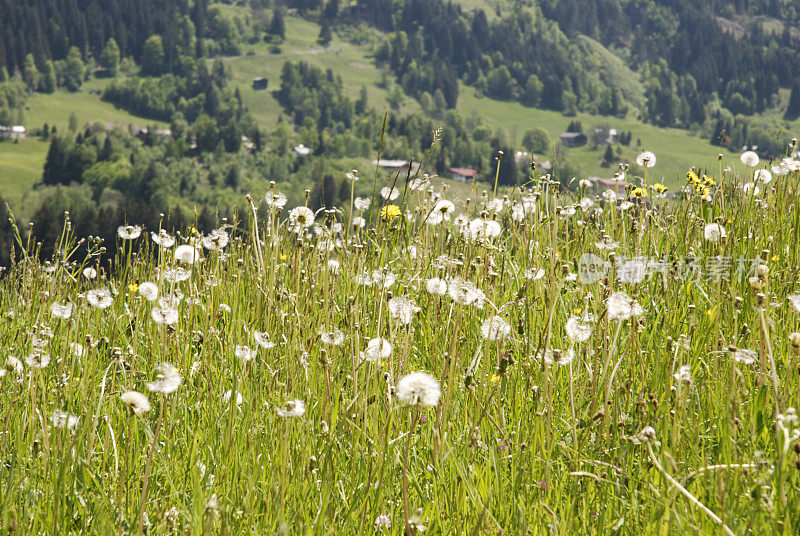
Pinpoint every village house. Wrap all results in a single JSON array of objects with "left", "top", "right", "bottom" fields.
[
  {"left": 0, "top": 125, "right": 26, "bottom": 139},
  {"left": 447, "top": 167, "right": 480, "bottom": 183},
  {"left": 559, "top": 131, "right": 588, "bottom": 147},
  {"left": 252, "top": 77, "right": 268, "bottom": 90}
]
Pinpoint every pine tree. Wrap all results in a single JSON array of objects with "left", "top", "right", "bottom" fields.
[
  {"left": 268, "top": 10, "right": 286, "bottom": 40},
  {"left": 141, "top": 35, "right": 166, "bottom": 76},
  {"left": 100, "top": 38, "right": 121, "bottom": 76},
  {"left": 42, "top": 137, "right": 69, "bottom": 186}
]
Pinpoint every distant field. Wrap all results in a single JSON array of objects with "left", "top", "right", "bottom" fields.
[
  {"left": 0, "top": 138, "right": 48, "bottom": 210},
  {"left": 458, "top": 86, "right": 738, "bottom": 186}
]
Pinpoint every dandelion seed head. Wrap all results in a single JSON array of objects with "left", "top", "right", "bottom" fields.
[
  {"left": 121, "top": 391, "right": 151, "bottom": 415},
  {"left": 276, "top": 399, "right": 305, "bottom": 417},
  {"left": 396, "top": 371, "right": 441, "bottom": 407},
  {"left": 146, "top": 363, "right": 182, "bottom": 395},
  {"left": 117, "top": 225, "right": 142, "bottom": 240}
]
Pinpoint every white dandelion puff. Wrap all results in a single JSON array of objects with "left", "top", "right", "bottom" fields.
[
  {"left": 732, "top": 348, "right": 757, "bottom": 365},
  {"left": 151, "top": 229, "right": 175, "bottom": 248},
  {"left": 117, "top": 225, "right": 142, "bottom": 240},
  {"left": 288, "top": 206, "right": 315, "bottom": 231},
  {"left": 565, "top": 316, "right": 592, "bottom": 343},
  {"left": 703, "top": 223, "right": 726, "bottom": 242},
  {"left": 121, "top": 391, "right": 151, "bottom": 415},
  {"left": 174, "top": 244, "right": 201, "bottom": 265},
  {"left": 636, "top": 151, "right": 656, "bottom": 168},
  {"left": 396, "top": 371, "right": 441, "bottom": 407},
  {"left": 388, "top": 296, "right": 420, "bottom": 325},
  {"left": 138, "top": 282, "right": 159, "bottom": 302},
  {"left": 253, "top": 331, "right": 276, "bottom": 349},
  {"left": 87, "top": 288, "right": 113, "bottom": 309},
  {"left": 276, "top": 399, "right": 305, "bottom": 418},
  {"left": 146, "top": 363, "right": 182, "bottom": 395},
  {"left": 362, "top": 338, "right": 393, "bottom": 362},
  {"left": 425, "top": 277, "right": 448, "bottom": 295},
  {"left": 235, "top": 345, "right": 256, "bottom": 363},
  {"left": 607, "top": 291, "right": 644, "bottom": 322},
  {"left": 480, "top": 316, "right": 512, "bottom": 341},
  {"left": 319, "top": 329, "right": 345, "bottom": 346},
  {"left": 740, "top": 151, "right": 759, "bottom": 167},
  {"left": 50, "top": 302, "right": 73, "bottom": 320},
  {"left": 51, "top": 410, "right": 80, "bottom": 430},
  {"left": 151, "top": 307, "right": 179, "bottom": 326}
]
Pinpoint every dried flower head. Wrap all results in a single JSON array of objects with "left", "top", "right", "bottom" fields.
[
  {"left": 87, "top": 288, "right": 114, "bottom": 309},
  {"left": 396, "top": 371, "right": 441, "bottom": 407},
  {"left": 276, "top": 399, "right": 306, "bottom": 418},
  {"left": 146, "top": 363, "right": 183, "bottom": 395},
  {"left": 121, "top": 391, "right": 152, "bottom": 415}
]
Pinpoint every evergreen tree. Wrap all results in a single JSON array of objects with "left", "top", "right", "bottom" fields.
[
  {"left": 41, "top": 60, "right": 56, "bottom": 93},
  {"left": 318, "top": 23, "right": 333, "bottom": 46},
  {"left": 64, "top": 47, "right": 85, "bottom": 91},
  {"left": 42, "top": 137, "right": 69, "bottom": 186},
  {"left": 268, "top": 10, "right": 286, "bottom": 40},
  {"left": 22, "top": 54, "right": 39, "bottom": 92}
]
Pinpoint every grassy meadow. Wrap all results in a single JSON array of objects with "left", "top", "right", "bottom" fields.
[{"left": 2, "top": 141, "right": 800, "bottom": 534}]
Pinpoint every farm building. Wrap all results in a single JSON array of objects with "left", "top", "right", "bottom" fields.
[
  {"left": 252, "top": 77, "right": 268, "bottom": 90},
  {"left": 448, "top": 167, "right": 480, "bottom": 183},
  {"left": 559, "top": 131, "right": 587, "bottom": 147}
]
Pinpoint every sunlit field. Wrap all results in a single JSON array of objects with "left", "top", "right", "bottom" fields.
[{"left": 3, "top": 138, "right": 800, "bottom": 535}]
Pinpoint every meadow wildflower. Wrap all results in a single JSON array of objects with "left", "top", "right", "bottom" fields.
[
  {"left": 2, "top": 356, "right": 23, "bottom": 378},
  {"left": 174, "top": 244, "right": 201, "bottom": 265},
  {"left": 565, "top": 316, "right": 592, "bottom": 343},
  {"left": 266, "top": 191, "right": 288, "bottom": 209},
  {"left": 121, "top": 391, "right": 151, "bottom": 415},
  {"left": 151, "top": 307, "right": 179, "bottom": 325},
  {"left": 703, "top": 223, "right": 726, "bottom": 242},
  {"left": 447, "top": 277, "right": 486, "bottom": 308},
  {"left": 87, "top": 288, "right": 113, "bottom": 309},
  {"left": 146, "top": 363, "right": 182, "bottom": 395},
  {"left": 253, "top": 331, "right": 276, "bottom": 349},
  {"left": 371, "top": 268, "right": 397, "bottom": 288},
  {"left": 636, "top": 151, "right": 656, "bottom": 168},
  {"left": 151, "top": 229, "right": 175, "bottom": 248},
  {"left": 50, "top": 302, "right": 73, "bottom": 320},
  {"left": 754, "top": 169, "right": 772, "bottom": 183},
  {"left": 789, "top": 293, "right": 800, "bottom": 314},
  {"left": 202, "top": 228, "right": 230, "bottom": 251},
  {"left": 319, "top": 329, "right": 345, "bottom": 346},
  {"left": 732, "top": 348, "right": 757, "bottom": 365},
  {"left": 396, "top": 372, "right": 441, "bottom": 407},
  {"left": 388, "top": 296, "right": 420, "bottom": 325},
  {"left": 117, "top": 225, "right": 142, "bottom": 240},
  {"left": 374, "top": 514, "right": 391, "bottom": 530},
  {"left": 380, "top": 205, "right": 401, "bottom": 221},
  {"left": 276, "top": 399, "right": 306, "bottom": 418},
  {"left": 138, "top": 282, "right": 159, "bottom": 301},
  {"left": 380, "top": 186, "right": 400, "bottom": 200},
  {"left": 607, "top": 291, "right": 644, "bottom": 322},
  {"left": 740, "top": 151, "right": 759, "bottom": 167},
  {"left": 82, "top": 267, "right": 97, "bottom": 279},
  {"left": 354, "top": 196, "right": 371, "bottom": 211},
  {"left": 362, "top": 338, "right": 392, "bottom": 362},
  {"left": 673, "top": 365, "right": 692, "bottom": 383},
  {"left": 480, "top": 316, "right": 512, "bottom": 341},
  {"left": 51, "top": 410, "right": 80, "bottom": 430},
  {"left": 425, "top": 277, "right": 448, "bottom": 295},
  {"left": 235, "top": 345, "right": 256, "bottom": 363},
  {"left": 223, "top": 390, "right": 244, "bottom": 407}
]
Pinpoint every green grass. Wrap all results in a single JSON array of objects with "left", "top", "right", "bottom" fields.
[
  {"left": 0, "top": 138, "right": 49, "bottom": 208},
  {"left": 222, "top": 15, "right": 420, "bottom": 129},
  {"left": 3, "top": 155, "right": 800, "bottom": 533},
  {"left": 458, "top": 85, "right": 739, "bottom": 185}
]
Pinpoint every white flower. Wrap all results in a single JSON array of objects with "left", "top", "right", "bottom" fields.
[
  {"left": 82, "top": 267, "right": 97, "bottom": 279},
  {"left": 121, "top": 391, "right": 151, "bottom": 415},
  {"left": 146, "top": 363, "right": 182, "bottom": 395},
  {"left": 117, "top": 225, "right": 142, "bottom": 240},
  {"left": 50, "top": 302, "right": 73, "bottom": 320},
  {"left": 319, "top": 329, "right": 345, "bottom": 346},
  {"left": 732, "top": 348, "right": 757, "bottom": 365},
  {"left": 253, "top": 331, "right": 276, "bottom": 349},
  {"left": 740, "top": 151, "right": 759, "bottom": 167},
  {"left": 619, "top": 201, "right": 634, "bottom": 211},
  {"left": 579, "top": 178, "right": 592, "bottom": 188},
  {"left": 534, "top": 348, "right": 553, "bottom": 365},
  {"left": 606, "top": 291, "right": 644, "bottom": 322},
  {"left": 703, "top": 223, "right": 726, "bottom": 242},
  {"left": 26, "top": 352, "right": 51, "bottom": 369},
  {"left": 673, "top": 365, "right": 692, "bottom": 383},
  {"left": 425, "top": 277, "right": 448, "bottom": 295},
  {"left": 202, "top": 228, "right": 229, "bottom": 251},
  {"left": 565, "top": 316, "right": 592, "bottom": 343},
  {"left": 742, "top": 182, "right": 760, "bottom": 196},
  {"left": 276, "top": 399, "right": 305, "bottom": 417},
  {"left": 602, "top": 190, "right": 617, "bottom": 203},
  {"left": 636, "top": 151, "right": 656, "bottom": 168},
  {"left": 380, "top": 186, "right": 400, "bottom": 200},
  {"left": 266, "top": 191, "right": 288, "bottom": 209},
  {"left": 3, "top": 356, "right": 23, "bottom": 377},
  {"left": 174, "top": 244, "right": 201, "bottom": 265},
  {"left": 70, "top": 342, "right": 85, "bottom": 358},
  {"left": 388, "top": 296, "right": 420, "bottom": 325},
  {"left": 374, "top": 514, "right": 392, "bottom": 530},
  {"left": 524, "top": 268, "right": 545, "bottom": 281},
  {"left": 396, "top": 371, "right": 441, "bottom": 407},
  {"left": 480, "top": 316, "right": 512, "bottom": 341},
  {"left": 151, "top": 307, "right": 179, "bottom": 325},
  {"left": 87, "top": 289, "right": 113, "bottom": 309},
  {"left": 362, "top": 338, "right": 392, "bottom": 362},
  {"left": 163, "top": 267, "right": 191, "bottom": 283},
  {"left": 138, "top": 282, "right": 159, "bottom": 302},
  {"left": 354, "top": 197, "right": 371, "bottom": 211},
  {"left": 51, "top": 410, "right": 79, "bottom": 430},
  {"left": 485, "top": 198, "right": 504, "bottom": 213},
  {"left": 789, "top": 293, "right": 800, "bottom": 314},
  {"left": 754, "top": 169, "right": 772, "bottom": 183},
  {"left": 579, "top": 197, "right": 594, "bottom": 211},
  {"left": 327, "top": 259, "right": 341, "bottom": 274},
  {"left": 346, "top": 170, "right": 359, "bottom": 181},
  {"left": 371, "top": 268, "right": 396, "bottom": 288},
  {"left": 555, "top": 346, "right": 575, "bottom": 366},
  {"left": 288, "top": 206, "right": 315, "bottom": 231},
  {"left": 235, "top": 345, "right": 256, "bottom": 363},
  {"left": 351, "top": 216, "right": 366, "bottom": 230},
  {"left": 447, "top": 277, "right": 486, "bottom": 308},
  {"left": 151, "top": 229, "right": 175, "bottom": 247}
]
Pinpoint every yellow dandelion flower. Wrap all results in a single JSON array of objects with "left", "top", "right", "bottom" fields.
[
  {"left": 687, "top": 170, "right": 699, "bottom": 183},
  {"left": 630, "top": 186, "right": 647, "bottom": 198},
  {"left": 279, "top": 254, "right": 287, "bottom": 261},
  {"left": 772, "top": 254, "right": 780, "bottom": 262},
  {"left": 702, "top": 175, "right": 716, "bottom": 186},
  {"left": 128, "top": 283, "right": 139, "bottom": 293},
  {"left": 490, "top": 374, "right": 502, "bottom": 383},
  {"left": 380, "top": 204, "right": 401, "bottom": 221},
  {"left": 651, "top": 183, "right": 668, "bottom": 194}
]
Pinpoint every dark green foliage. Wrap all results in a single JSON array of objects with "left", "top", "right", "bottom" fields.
[
  {"left": 786, "top": 79, "right": 800, "bottom": 120},
  {"left": 268, "top": 10, "right": 286, "bottom": 40}
]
